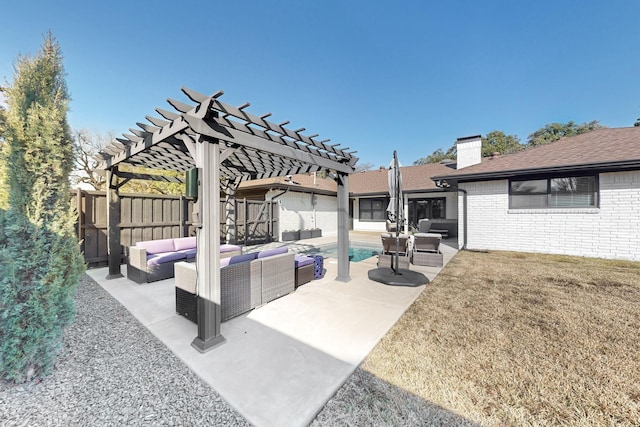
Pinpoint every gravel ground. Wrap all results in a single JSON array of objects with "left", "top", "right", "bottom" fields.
[{"left": 0, "top": 274, "right": 250, "bottom": 427}]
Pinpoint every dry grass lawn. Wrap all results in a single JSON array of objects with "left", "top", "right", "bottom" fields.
[{"left": 361, "top": 250, "right": 640, "bottom": 426}]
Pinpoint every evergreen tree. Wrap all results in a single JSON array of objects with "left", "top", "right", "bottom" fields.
[
  {"left": 0, "top": 33, "right": 85, "bottom": 382},
  {"left": 0, "top": 96, "right": 8, "bottom": 209}
]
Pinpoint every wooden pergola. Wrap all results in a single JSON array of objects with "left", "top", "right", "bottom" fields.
[{"left": 96, "top": 87, "right": 357, "bottom": 352}]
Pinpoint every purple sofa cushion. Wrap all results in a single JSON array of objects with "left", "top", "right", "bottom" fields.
[
  {"left": 147, "top": 251, "right": 187, "bottom": 265},
  {"left": 177, "top": 248, "right": 197, "bottom": 259},
  {"left": 220, "top": 253, "right": 257, "bottom": 268},
  {"left": 174, "top": 236, "right": 197, "bottom": 251},
  {"left": 220, "top": 244, "right": 242, "bottom": 254},
  {"left": 257, "top": 246, "right": 288, "bottom": 259},
  {"left": 137, "top": 238, "right": 175, "bottom": 255},
  {"left": 227, "top": 252, "right": 259, "bottom": 265},
  {"left": 294, "top": 255, "right": 314, "bottom": 268}
]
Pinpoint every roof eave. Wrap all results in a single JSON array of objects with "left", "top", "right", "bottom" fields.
[
  {"left": 239, "top": 182, "right": 337, "bottom": 196},
  {"left": 432, "top": 160, "right": 640, "bottom": 183}
]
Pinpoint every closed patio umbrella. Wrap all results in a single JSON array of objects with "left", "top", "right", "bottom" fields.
[
  {"left": 368, "top": 151, "right": 427, "bottom": 286},
  {"left": 387, "top": 150, "right": 403, "bottom": 274}
]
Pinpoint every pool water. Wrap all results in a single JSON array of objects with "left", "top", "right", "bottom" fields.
[{"left": 304, "top": 242, "right": 381, "bottom": 262}]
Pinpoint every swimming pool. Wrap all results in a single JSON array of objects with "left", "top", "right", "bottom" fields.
[{"left": 302, "top": 242, "right": 382, "bottom": 262}]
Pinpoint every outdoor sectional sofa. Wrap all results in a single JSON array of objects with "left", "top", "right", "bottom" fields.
[
  {"left": 418, "top": 218, "right": 458, "bottom": 238},
  {"left": 127, "top": 236, "right": 242, "bottom": 283},
  {"left": 174, "top": 246, "right": 296, "bottom": 322}
]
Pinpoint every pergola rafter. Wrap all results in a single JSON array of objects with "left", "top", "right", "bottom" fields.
[
  {"left": 97, "top": 87, "right": 356, "bottom": 180},
  {"left": 96, "top": 87, "right": 356, "bottom": 353}
]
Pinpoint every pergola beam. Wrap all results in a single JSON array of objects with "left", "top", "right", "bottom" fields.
[
  {"left": 115, "top": 171, "right": 184, "bottom": 183},
  {"left": 97, "top": 87, "right": 358, "bottom": 177},
  {"left": 183, "top": 115, "right": 354, "bottom": 174}
]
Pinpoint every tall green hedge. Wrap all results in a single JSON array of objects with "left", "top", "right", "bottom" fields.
[{"left": 0, "top": 33, "right": 85, "bottom": 382}]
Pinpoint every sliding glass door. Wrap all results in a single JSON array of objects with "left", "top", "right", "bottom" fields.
[{"left": 408, "top": 198, "right": 445, "bottom": 227}]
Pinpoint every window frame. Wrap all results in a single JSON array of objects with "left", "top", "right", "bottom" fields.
[
  {"left": 508, "top": 173, "right": 599, "bottom": 209},
  {"left": 358, "top": 197, "right": 389, "bottom": 222}
]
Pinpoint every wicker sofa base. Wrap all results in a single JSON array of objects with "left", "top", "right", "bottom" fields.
[
  {"left": 127, "top": 261, "right": 179, "bottom": 284},
  {"left": 175, "top": 286, "right": 198, "bottom": 323},
  {"left": 295, "top": 263, "right": 314, "bottom": 288},
  {"left": 412, "top": 251, "right": 443, "bottom": 267},
  {"left": 174, "top": 251, "right": 294, "bottom": 323},
  {"left": 378, "top": 254, "right": 410, "bottom": 269}
]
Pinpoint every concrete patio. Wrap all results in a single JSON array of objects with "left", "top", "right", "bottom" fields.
[{"left": 86, "top": 232, "right": 458, "bottom": 427}]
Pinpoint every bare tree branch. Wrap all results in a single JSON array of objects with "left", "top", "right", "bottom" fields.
[{"left": 71, "top": 129, "right": 110, "bottom": 190}]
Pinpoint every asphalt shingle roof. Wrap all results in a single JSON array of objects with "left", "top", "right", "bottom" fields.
[
  {"left": 239, "top": 162, "right": 457, "bottom": 196},
  {"left": 238, "top": 173, "right": 337, "bottom": 194},
  {"left": 349, "top": 162, "right": 456, "bottom": 195},
  {"left": 433, "top": 127, "right": 640, "bottom": 181}
]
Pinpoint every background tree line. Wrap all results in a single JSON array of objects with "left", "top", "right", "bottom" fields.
[
  {"left": 71, "top": 129, "right": 184, "bottom": 195},
  {"left": 414, "top": 119, "right": 618, "bottom": 165}
]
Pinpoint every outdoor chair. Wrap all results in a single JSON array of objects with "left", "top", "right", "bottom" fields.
[
  {"left": 411, "top": 232, "right": 443, "bottom": 267},
  {"left": 381, "top": 233, "right": 409, "bottom": 256},
  {"left": 378, "top": 233, "right": 410, "bottom": 269}
]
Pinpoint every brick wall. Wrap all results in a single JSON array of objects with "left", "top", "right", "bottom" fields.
[{"left": 459, "top": 171, "right": 640, "bottom": 261}]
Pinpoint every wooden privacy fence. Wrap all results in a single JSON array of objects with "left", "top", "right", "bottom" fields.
[{"left": 73, "top": 190, "right": 279, "bottom": 267}]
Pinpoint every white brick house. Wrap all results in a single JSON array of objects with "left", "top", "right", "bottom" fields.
[
  {"left": 237, "top": 173, "right": 339, "bottom": 240},
  {"left": 239, "top": 163, "right": 461, "bottom": 239},
  {"left": 349, "top": 162, "right": 458, "bottom": 234},
  {"left": 433, "top": 128, "right": 640, "bottom": 261},
  {"left": 273, "top": 189, "right": 337, "bottom": 236}
]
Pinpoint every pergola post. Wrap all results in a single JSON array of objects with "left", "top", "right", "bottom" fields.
[
  {"left": 192, "top": 140, "right": 226, "bottom": 352},
  {"left": 106, "top": 167, "right": 123, "bottom": 279},
  {"left": 336, "top": 172, "right": 351, "bottom": 282}
]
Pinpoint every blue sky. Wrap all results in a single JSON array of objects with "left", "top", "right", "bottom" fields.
[{"left": 1, "top": 1, "right": 639, "bottom": 168}]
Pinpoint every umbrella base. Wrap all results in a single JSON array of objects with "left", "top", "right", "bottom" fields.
[{"left": 368, "top": 268, "right": 429, "bottom": 287}]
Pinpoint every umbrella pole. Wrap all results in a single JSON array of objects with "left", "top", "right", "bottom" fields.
[{"left": 394, "top": 151, "right": 400, "bottom": 275}]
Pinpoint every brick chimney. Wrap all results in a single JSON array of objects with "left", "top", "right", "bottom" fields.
[{"left": 456, "top": 135, "right": 482, "bottom": 169}]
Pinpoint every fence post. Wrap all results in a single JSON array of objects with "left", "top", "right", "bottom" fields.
[
  {"left": 234, "top": 199, "right": 238, "bottom": 243},
  {"left": 106, "top": 168, "right": 123, "bottom": 279},
  {"left": 267, "top": 200, "right": 272, "bottom": 242},
  {"left": 75, "top": 188, "right": 83, "bottom": 243},
  {"left": 179, "top": 195, "right": 188, "bottom": 237},
  {"left": 241, "top": 198, "right": 246, "bottom": 246}
]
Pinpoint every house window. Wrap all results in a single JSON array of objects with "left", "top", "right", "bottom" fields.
[
  {"left": 359, "top": 198, "right": 388, "bottom": 221},
  {"left": 509, "top": 175, "right": 597, "bottom": 209}
]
